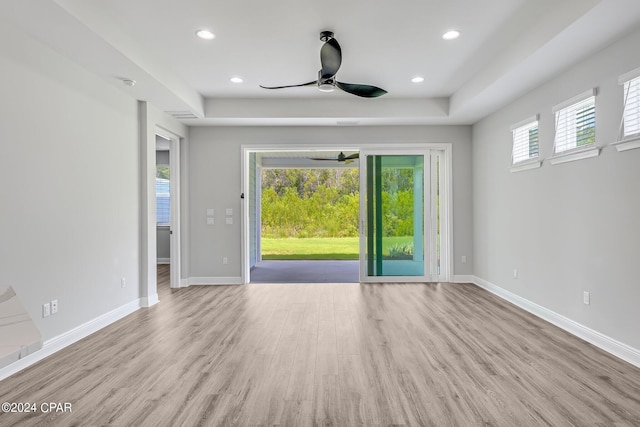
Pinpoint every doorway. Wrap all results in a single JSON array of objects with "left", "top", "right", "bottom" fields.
[
  {"left": 241, "top": 144, "right": 451, "bottom": 284},
  {"left": 247, "top": 150, "right": 360, "bottom": 283},
  {"left": 155, "top": 130, "right": 181, "bottom": 289}
]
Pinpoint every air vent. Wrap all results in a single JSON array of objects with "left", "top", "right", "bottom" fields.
[{"left": 165, "top": 111, "right": 199, "bottom": 119}]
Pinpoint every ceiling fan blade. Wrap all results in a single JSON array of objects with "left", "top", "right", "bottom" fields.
[
  {"left": 320, "top": 38, "right": 342, "bottom": 78},
  {"left": 336, "top": 81, "right": 387, "bottom": 98},
  {"left": 259, "top": 81, "right": 317, "bottom": 90},
  {"left": 310, "top": 157, "right": 338, "bottom": 161},
  {"left": 344, "top": 153, "right": 359, "bottom": 160}
]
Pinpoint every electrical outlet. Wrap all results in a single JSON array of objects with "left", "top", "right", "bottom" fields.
[
  {"left": 461, "top": 255, "right": 467, "bottom": 264},
  {"left": 51, "top": 299, "right": 58, "bottom": 314},
  {"left": 43, "top": 303, "right": 51, "bottom": 318},
  {"left": 121, "top": 278, "right": 126, "bottom": 288},
  {"left": 223, "top": 257, "right": 228, "bottom": 265},
  {"left": 583, "top": 291, "right": 590, "bottom": 305}
]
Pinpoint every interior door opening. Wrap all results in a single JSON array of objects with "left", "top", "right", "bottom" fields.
[{"left": 155, "top": 131, "right": 181, "bottom": 289}]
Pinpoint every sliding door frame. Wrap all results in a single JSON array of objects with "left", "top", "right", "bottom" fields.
[
  {"left": 359, "top": 144, "right": 452, "bottom": 283},
  {"left": 240, "top": 142, "right": 452, "bottom": 284}
]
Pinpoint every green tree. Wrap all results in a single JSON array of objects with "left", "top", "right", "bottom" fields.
[{"left": 156, "top": 166, "right": 170, "bottom": 179}]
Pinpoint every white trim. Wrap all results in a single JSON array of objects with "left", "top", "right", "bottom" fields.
[
  {"left": 552, "top": 88, "right": 597, "bottom": 113},
  {"left": 157, "top": 258, "right": 170, "bottom": 264},
  {"left": 510, "top": 114, "right": 539, "bottom": 131},
  {"left": 241, "top": 148, "right": 249, "bottom": 283},
  {"left": 189, "top": 276, "right": 243, "bottom": 285},
  {"left": 140, "top": 293, "right": 159, "bottom": 307},
  {"left": 441, "top": 146, "right": 454, "bottom": 283},
  {"left": 168, "top": 133, "right": 182, "bottom": 289},
  {"left": 0, "top": 299, "right": 143, "bottom": 381},
  {"left": 510, "top": 160, "right": 542, "bottom": 173},
  {"left": 548, "top": 146, "right": 600, "bottom": 165},
  {"left": 618, "top": 66, "right": 640, "bottom": 85},
  {"left": 611, "top": 135, "right": 640, "bottom": 152},
  {"left": 470, "top": 276, "right": 640, "bottom": 369}
]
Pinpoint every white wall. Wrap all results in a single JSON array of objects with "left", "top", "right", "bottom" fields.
[
  {"left": 187, "top": 125, "right": 473, "bottom": 280},
  {"left": 0, "top": 22, "right": 140, "bottom": 340},
  {"left": 473, "top": 27, "right": 640, "bottom": 351}
]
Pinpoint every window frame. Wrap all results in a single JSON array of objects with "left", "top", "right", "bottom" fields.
[
  {"left": 549, "top": 88, "right": 600, "bottom": 165},
  {"left": 613, "top": 67, "right": 640, "bottom": 152},
  {"left": 511, "top": 115, "right": 540, "bottom": 164}
]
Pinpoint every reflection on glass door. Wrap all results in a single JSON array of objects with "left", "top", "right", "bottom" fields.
[{"left": 365, "top": 155, "right": 425, "bottom": 277}]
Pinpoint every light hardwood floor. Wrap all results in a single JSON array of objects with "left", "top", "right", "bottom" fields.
[{"left": 1, "top": 265, "right": 640, "bottom": 426}]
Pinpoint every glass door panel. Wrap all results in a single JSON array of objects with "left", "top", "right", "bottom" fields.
[{"left": 365, "top": 155, "right": 425, "bottom": 277}]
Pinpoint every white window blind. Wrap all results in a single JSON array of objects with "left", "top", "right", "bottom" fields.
[
  {"left": 553, "top": 92, "right": 596, "bottom": 154},
  {"left": 622, "top": 75, "right": 640, "bottom": 139},
  {"left": 511, "top": 117, "right": 539, "bottom": 164}
]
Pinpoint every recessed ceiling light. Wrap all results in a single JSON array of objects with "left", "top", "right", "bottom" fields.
[
  {"left": 411, "top": 76, "right": 425, "bottom": 83},
  {"left": 196, "top": 29, "right": 215, "bottom": 40},
  {"left": 442, "top": 30, "right": 460, "bottom": 40},
  {"left": 230, "top": 77, "right": 243, "bottom": 83}
]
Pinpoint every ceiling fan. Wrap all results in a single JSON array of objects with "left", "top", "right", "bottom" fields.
[
  {"left": 260, "top": 31, "right": 387, "bottom": 98},
  {"left": 310, "top": 152, "right": 359, "bottom": 164}
]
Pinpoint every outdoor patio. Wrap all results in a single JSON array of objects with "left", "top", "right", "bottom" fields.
[{"left": 250, "top": 260, "right": 359, "bottom": 283}]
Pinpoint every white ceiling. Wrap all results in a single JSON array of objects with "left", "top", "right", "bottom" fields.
[{"left": 3, "top": 0, "right": 640, "bottom": 126}]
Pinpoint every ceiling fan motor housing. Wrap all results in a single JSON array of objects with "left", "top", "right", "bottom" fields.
[
  {"left": 319, "top": 30, "right": 334, "bottom": 42},
  {"left": 317, "top": 70, "right": 336, "bottom": 92}
]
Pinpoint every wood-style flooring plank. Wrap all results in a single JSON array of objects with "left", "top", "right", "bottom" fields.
[{"left": 1, "top": 266, "right": 640, "bottom": 426}]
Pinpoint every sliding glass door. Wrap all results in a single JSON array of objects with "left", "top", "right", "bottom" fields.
[{"left": 360, "top": 149, "right": 445, "bottom": 282}]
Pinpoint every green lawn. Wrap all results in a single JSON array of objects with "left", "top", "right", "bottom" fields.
[{"left": 261, "top": 236, "right": 414, "bottom": 260}]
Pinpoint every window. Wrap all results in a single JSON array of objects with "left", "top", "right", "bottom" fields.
[
  {"left": 511, "top": 116, "right": 539, "bottom": 164},
  {"left": 613, "top": 69, "right": 640, "bottom": 152},
  {"left": 622, "top": 75, "right": 640, "bottom": 140},
  {"left": 553, "top": 90, "right": 596, "bottom": 154},
  {"left": 156, "top": 165, "right": 170, "bottom": 224}
]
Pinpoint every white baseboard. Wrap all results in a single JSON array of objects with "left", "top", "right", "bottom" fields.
[
  {"left": 0, "top": 299, "right": 143, "bottom": 381},
  {"left": 188, "top": 277, "right": 242, "bottom": 285},
  {"left": 140, "top": 293, "right": 159, "bottom": 307},
  {"left": 471, "top": 275, "right": 640, "bottom": 369}
]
